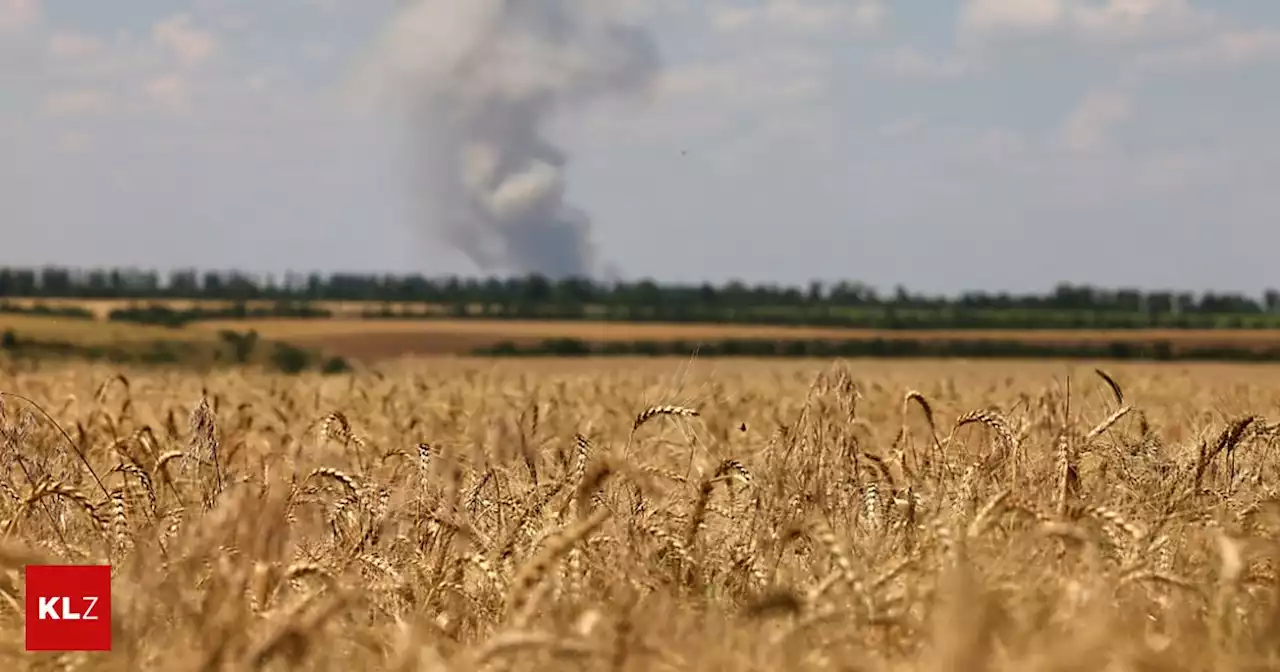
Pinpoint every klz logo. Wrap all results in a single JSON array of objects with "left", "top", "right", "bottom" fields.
[
  {"left": 38, "top": 596, "right": 101, "bottom": 620},
  {"left": 25, "top": 565, "right": 112, "bottom": 651}
]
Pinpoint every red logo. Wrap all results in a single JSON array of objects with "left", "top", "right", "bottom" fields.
[{"left": 24, "top": 565, "right": 112, "bottom": 652}]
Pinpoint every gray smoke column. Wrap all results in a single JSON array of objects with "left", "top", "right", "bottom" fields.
[{"left": 359, "top": 0, "right": 660, "bottom": 279}]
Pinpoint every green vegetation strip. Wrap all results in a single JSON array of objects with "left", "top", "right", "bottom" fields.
[
  {"left": 0, "top": 328, "right": 351, "bottom": 374},
  {"left": 473, "top": 337, "right": 1280, "bottom": 362},
  {"left": 106, "top": 301, "right": 1280, "bottom": 330},
  {"left": 109, "top": 302, "right": 332, "bottom": 327},
  {"left": 0, "top": 301, "right": 94, "bottom": 319},
  {"left": 357, "top": 304, "right": 1280, "bottom": 329}
]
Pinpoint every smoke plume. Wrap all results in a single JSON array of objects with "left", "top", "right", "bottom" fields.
[{"left": 361, "top": 0, "right": 660, "bottom": 279}]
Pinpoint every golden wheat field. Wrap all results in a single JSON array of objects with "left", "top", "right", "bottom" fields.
[{"left": 2, "top": 356, "right": 1280, "bottom": 670}]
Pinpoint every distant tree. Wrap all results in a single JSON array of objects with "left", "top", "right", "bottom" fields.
[
  {"left": 321, "top": 356, "right": 352, "bottom": 375},
  {"left": 219, "top": 329, "right": 259, "bottom": 364},
  {"left": 270, "top": 342, "right": 313, "bottom": 374},
  {"left": 806, "top": 281, "right": 824, "bottom": 304}
]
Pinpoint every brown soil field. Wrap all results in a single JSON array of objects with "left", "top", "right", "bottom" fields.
[
  {"left": 1, "top": 356, "right": 1278, "bottom": 669},
  {"left": 195, "top": 317, "right": 1280, "bottom": 360}
]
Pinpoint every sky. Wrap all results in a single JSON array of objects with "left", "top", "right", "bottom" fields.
[{"left": 1, "top": 0, "right": 1278, "bottom": 295}]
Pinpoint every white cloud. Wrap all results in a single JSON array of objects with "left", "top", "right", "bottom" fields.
[
  {"left": 1131, "top": 27, "right": 1280, "bottom": 73},
  {"left": 655, "top": 49, "right": 828, "bottom": 106},
  {"left": 48, "top": 32, "right": 104, "bottom": 60},
  {"left": 959, "top": 0, "right": 1063, "bottom": 34},
  {"left": 1072, "top": 0, "right": 1212, "bottom": 43},
  {"left": 0, "top": 0, "right": 38, "bottom": 33},
  {"left": 578, "top": 42, "right": 836, "bottom": 151},
  {"left": 875, "top": 116, "right": 925, "bottom": 140},
  {"left": 1131, "top": 152, "right": 1212, "bottom": 193},
  {"left": 610, "top": 0, "right": 692, "bottom": 23},
  {"left": 971, "top": 127, "right": 1029, "bottom": 162},
  {"left": 145, "top": 73, "right": 191, "bottom": 112},
  {"left": 152, "top": 14, "right": 218, "bottom": 68},
  {"left": 40, "top": 36, "right": 157, "bottom": 83},
  {"left": 713, "top": 0, "right": 886, "bottom": 35},
  {"left": 245, "top": 70, "right": 275, "bottom": 92},
  {"left": 2, "top": 12, "right": 238, "bottom": 121},
  {"left": 1057, "top": 90, "right": 1131, "bottom": 153},
  {"left": 960, "top": 0, "right": 1214, "bottom": 44},
  {"left": 56, "top": 130, "right": 92, "bottom": 153},
  {"left": 868, "top": 46, "right": 979, "bottom": 80},
  {"left": 850, "top": 1, "right": 888, "bottom": 31},
  {"left": 42, "top": 89, "right": 113, "bottom": 117}
]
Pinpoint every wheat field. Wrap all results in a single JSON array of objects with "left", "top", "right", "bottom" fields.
[{"left": 1, "top": 356, "right": 1279, "bottom": 671}]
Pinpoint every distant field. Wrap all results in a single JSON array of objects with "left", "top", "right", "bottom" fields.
[
  {"left": 0, "top": 313, "right": 216, "bottom": 345},
  {"left": 195, "top": 318, "right": 875, "bottom": 359},
  {"left": 9, "top": 307, "right": 1280, "bottom": 362},
  {"left": 194, "top": 318, "right": 1280, "bottom": 361}
]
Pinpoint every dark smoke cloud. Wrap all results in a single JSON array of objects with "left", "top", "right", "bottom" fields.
[{"left": 360, "top": 0, "right": 660, "bottom": 279}]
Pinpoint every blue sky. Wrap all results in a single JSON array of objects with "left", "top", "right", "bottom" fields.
[{"left": 1, "top": 0, "right": 1277, "bottom": 294}]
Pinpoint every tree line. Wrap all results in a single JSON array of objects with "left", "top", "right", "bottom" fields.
[
  {"left": 3, "top": 265, "right": 1280, "bottom": 329},
  {"left": 473, "top": 337, "right": 1280, "bottom": 363}
]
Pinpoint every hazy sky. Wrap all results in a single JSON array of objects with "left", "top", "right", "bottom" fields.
[{"left": 1, "top": 0, "right": 1277, "bottom": 294}]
